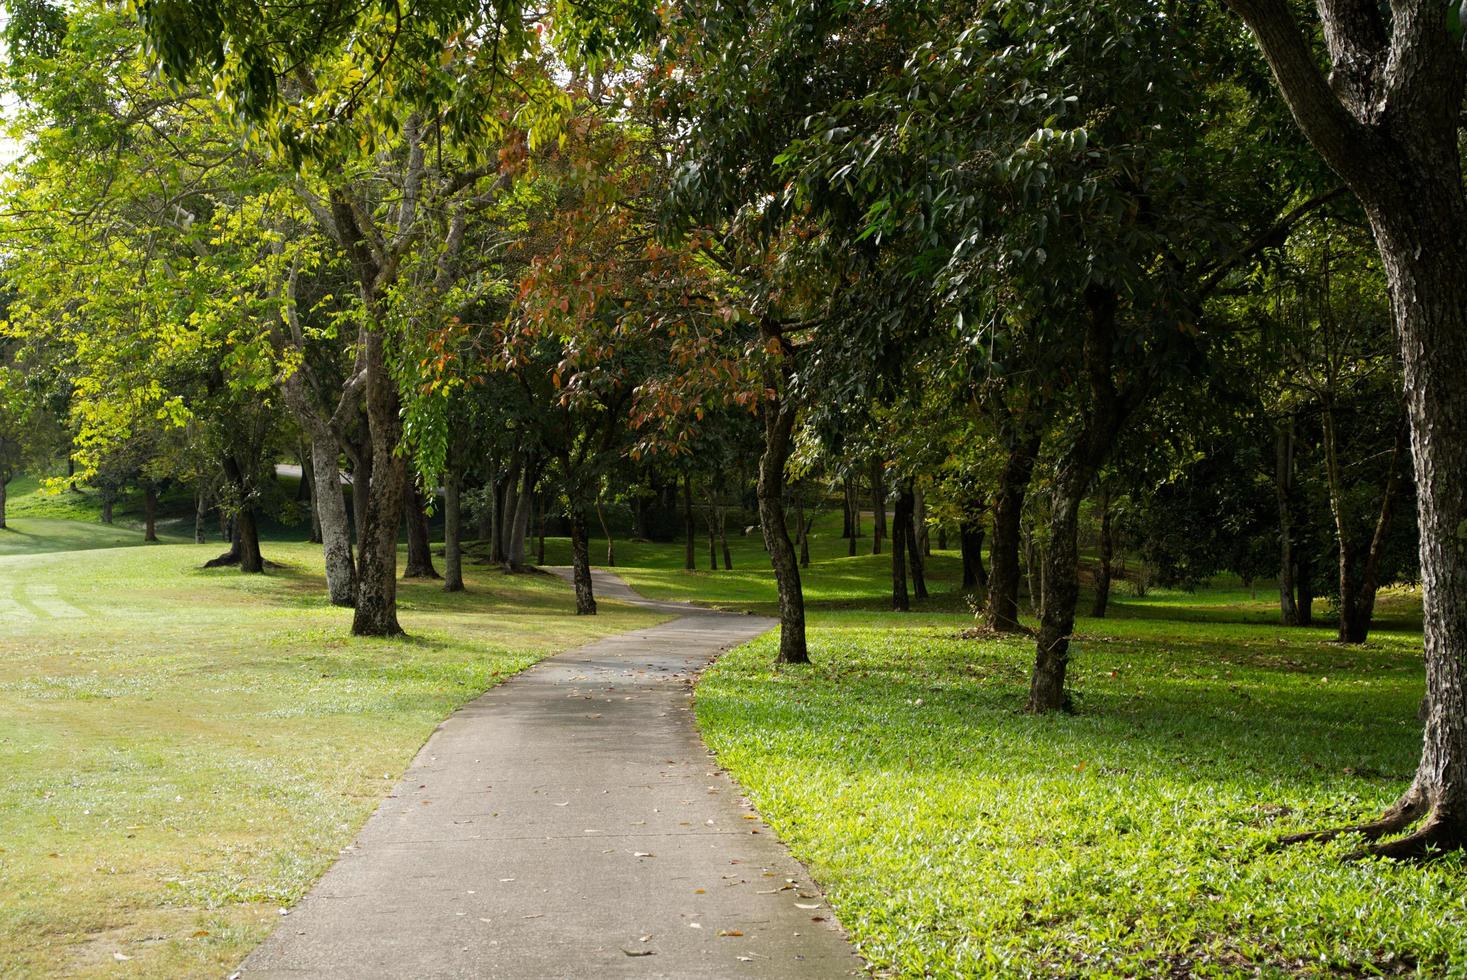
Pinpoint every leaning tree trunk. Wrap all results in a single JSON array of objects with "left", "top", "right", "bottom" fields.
[
  {"left": 569, "top": 504, "right": 597, "bottom": 615},
  {"left": 986, "top": 427, "right": 1042, "bottom": 632},
  {"left": 443, "top": 470, "right": 464, "bottom": 593},
  {"left": 403, "top": 483, "right": 441, "bottom": 580},
  {"left": 1029, "top": 287, "right": 1131, "bottom": 714},
  {"left": 1091, "top": 489, "right": 1114, "bottom": 618},
  {"left": 759, "top": 396, "right": 808, "bottom": 664},
  {"left": 310, "top": 437, "right": 356, "bottom": 606}
]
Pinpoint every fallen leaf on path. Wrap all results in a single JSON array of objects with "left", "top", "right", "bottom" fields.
[
  {"left": 622, "top": 949, "right": 654, "bottom": 957},
  {"left": 718, "top": 929, "right": 744, "bottom": 937},
  {"left": 795, "top": 903, "right": 821, "bottom": 910}
]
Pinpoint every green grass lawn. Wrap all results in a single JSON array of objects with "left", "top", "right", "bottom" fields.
[
  {"left": 7, "top": 502, "right": 1460, "bottom": 977},
  {"left": 0, "top": 529, "right": 664, "bottom": 977},
  {"left": 548, "top": 514, "right": 1463, "bottom": 976}
]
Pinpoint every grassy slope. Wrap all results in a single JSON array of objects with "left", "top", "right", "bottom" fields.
[
  {"left": 0, "top": 532, "right": 664, "bottom": 977},
  {"left": 557, "top": 515, "right": 1463, "bottom": 976}
]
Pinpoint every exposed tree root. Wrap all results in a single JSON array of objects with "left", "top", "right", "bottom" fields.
[
  {"left": 1274, "top": 788, "right": 1467, "bottom": 861},
  {"left": 1351, "top": 818, "right": 1465, "bottom": 862},
  {"left": 1276, "top": 793, "right": 1426, "bottom": 848},
  {"left": 201, "top": 549, "right": 281, "bottom": 570}
]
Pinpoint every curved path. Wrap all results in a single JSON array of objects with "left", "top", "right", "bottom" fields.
[{"left": 239, "top": 569, "right": 861, "bottom": 979}]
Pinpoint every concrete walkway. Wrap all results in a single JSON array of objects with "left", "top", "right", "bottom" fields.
[{"left": 239, "top": 569, "right": 862, "bottom": 979}]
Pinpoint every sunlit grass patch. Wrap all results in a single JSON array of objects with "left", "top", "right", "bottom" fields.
[
  {"left": 697, "top": 606, "right": 1459, "bottom": 977},
  {"left": 0, "top": 531, "right": 664, "bottom": 977}
]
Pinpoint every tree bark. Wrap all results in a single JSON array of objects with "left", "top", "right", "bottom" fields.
[
  {"left": 569, "top": 504, "right": 597, "bottom": 615},
  {"left": 536, "top": 491, "right": 546, "bottom": 566},
  {"left": 1274, "top": 419, "right": 1300, "bottom": 626},
  {"left": 903, "top": 483, "right": 927, "bottom": 600},
  {"left": 960, "top": 518, "right": 988, "bottom": 593},
  {"left": 236, "top": 505, "right": 264, "bottom": 574},
  {"left": 1091, "top": 489, "right": 1113, "bottom": 618},
  {"left": 351, "top": 329, "right": 406, "bottom": 637},
  {"left": 443, "top": 470, "right": 464, "bottom": 593},
  {"left": 869, "top": 458, "right": 885, "bottom": 555},
  {"left": 193, "top": 488, "right": 207, "bottom": 544},
  {"left": 985, "top": 425, "right": 1042, "bottom": 631},
  {"left": 759, "top": 396, "right": 808, "bottom": 663},
  {"left": 310, "top": 437, "right": 356, "bottom": 606},
  {"left": 719, "top": 508, "right": 732, "bottom": 570},
  {"left": 915, "top": 489, "right": 930, "bottom": 557},
  {"left": 1029, "top": 287, "right": 1135, "bottom": 713},
  {"left": 891, "top": 486, "right": 910, "bottom": 612},
  {"left": 682, "top": 473, "right": 696, "bottom": 571},
  {"left": 1228, "top": 0, "right": 1467, "bottom": 853},
  {"left": 597, "top": 500, "right": 616, "bottom": 566},
  {"left": 143, "top": 485, "right": 158, "bottom": 543},
  {"left": 0, "top": 476, "right": 8, "bottom": 530},
  {"left": 507, "top": 460, "right": 533, "bottom": 571},
  {"left": 101, "top": 489, "right": 115, "bottom": 525},
  {"left": 1330, "top": 411, "right": 1407, "bottom": 643},
  {"left": 403, "top": 482, "right": 441, "bottom": 579}
]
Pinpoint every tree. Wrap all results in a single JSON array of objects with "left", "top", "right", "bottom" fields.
[{"left": 1225, "top": 0, "right": 1467, "bottom": 856}]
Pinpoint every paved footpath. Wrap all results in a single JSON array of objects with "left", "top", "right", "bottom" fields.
[{"left": 239, "top": 569, "right": 863, "bottom": 979}]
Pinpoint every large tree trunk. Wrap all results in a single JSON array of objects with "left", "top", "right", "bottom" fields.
[
  {"left": 311, "top": 438, "right": 357, "bottom": 606},
  {"left": 237, "top": 505, "right": 264, "bottom": 574},
  {"left": 443, "top": 470, "right": 464, "bottom": 593},
  {"left": 1229, "top": 0, "right": 1467, "bottom": 855},
  {"left": 143, "top": 485, "right": 158, "bottom": 543},
  {"left": 1091, "top": 489, "right": 1114, "bottom": 619},
  {"left": 351, "top": 331, "right": 406, "bottom": 637},
  {"left": 759, "top": 397, "right": 808, "bottom": 663},
  {"left": 101, "top": 489, "right": 115, "bottom": 525},
  {"left": 403, "top": 483, "right": 441, "bottom": 580},
  {"left": 569, "top": 504, "right": 597, "bottom": 615},
  {"left": 985, "top": 425, "right": 1042, "bottom": 632},
  {"left": 869, "top": 458, "right": 885, "bottom": 555}
]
